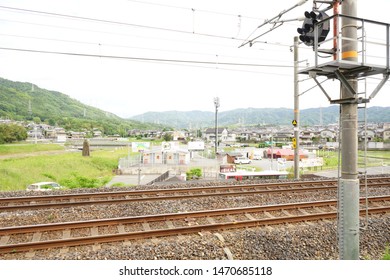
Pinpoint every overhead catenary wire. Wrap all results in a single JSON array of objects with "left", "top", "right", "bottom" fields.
[
  {"left": 0, "top": 32, "right": 295, "bottom": 65},
  {"left": 125, "top": 0, "right": 264, "bottom": 21},
  {"left": 239, "top": 0, "right": 309, "bottom": 48},
  {"left": 0, "top": 46, "right": 295, "bottom": 68},
  {"left": 0, "top": 5, "right": 246, "bottom": 42}
]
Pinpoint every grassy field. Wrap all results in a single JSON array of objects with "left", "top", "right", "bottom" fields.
[
  {"left": 0, "top": 144, "right": 130, "bottom": 192},
  {"left": 316, "top": 150, "right": 390, "bottom": 170},
  {"left": 0, "top": 143, "right": 65, "bottom": 155}
]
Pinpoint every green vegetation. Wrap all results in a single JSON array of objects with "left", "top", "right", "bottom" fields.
[
  {"left": 130, "top": 106, "right": 390, "bottom": 128},
  {"left": 313, "top": 150, "right": 390, "bottom": 170},
  {"left": 0, "top": 147, "right": 129, "bottom": 191},
  {"left": 186, "top": 168, "right": 202, "bottom": 180},
  {"left": 0, "top": 77, "right": 160, "bottom": 134},
  {"left": 383, "top": 245, "right": 390, "bottom": 260},
  {"left": 0, "top": 143, "right": 64, "bottom": 155},
  {"left": 0, "top": 124, "right": 27, "bottom": 144}
]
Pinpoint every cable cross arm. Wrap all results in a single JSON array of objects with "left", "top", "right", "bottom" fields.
[{"left": 239, "top": 0, "right": 309, "bottom": 48}]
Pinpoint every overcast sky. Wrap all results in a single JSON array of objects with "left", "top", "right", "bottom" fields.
[{"left": 0, "top": 0, "right": 389, "bottom": 118}]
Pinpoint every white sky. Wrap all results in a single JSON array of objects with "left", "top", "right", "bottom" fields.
[{"left": 0, "top": 0, "right": 389, "bottom": 118}]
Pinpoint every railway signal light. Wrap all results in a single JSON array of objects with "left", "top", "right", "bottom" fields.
[{"left": 297, "top": 10, "right": 330, "bottom": 46}]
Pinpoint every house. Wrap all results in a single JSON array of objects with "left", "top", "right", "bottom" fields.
[
  {"left": 300, "top": 130, "right": 316, "bottom": 145},
  {"left": 320, "top": 129, "right": 337, "bottom": 142},
  {"left": 204, "top": 128, "right": 228, "bottom": 143},
  {"left": 358, "top": 129, "right": 376, "bottom": 142},
  {"left": 273, "top": 131, "right": 293, "bottom": 143},
  {"left": 383, "top": 129, "right": 390, "bottom": 142},
  {"left": 142, "top": 143, "right": 190, "bottom": 165}
]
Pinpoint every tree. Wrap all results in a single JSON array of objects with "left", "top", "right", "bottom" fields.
[
  {"left": 163, "top": 133, "right": 173, "bottom": 142},
  {"left": 0, "top": 124, "right": 28, "bottom": 144}
]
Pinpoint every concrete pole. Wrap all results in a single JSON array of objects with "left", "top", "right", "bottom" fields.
[
  {"left": 214, "top": 97, "right": 220, "bottom": 156},
  {"left": 339, "top": 0, "right": 360, "bottom": 260},
  {"left": 294, "top": 36, "right": 300, "bottom": 179}
]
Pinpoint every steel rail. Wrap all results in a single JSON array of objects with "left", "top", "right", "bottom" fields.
[
  {"left": 0, "top": 179, "right": 340, "bottom": 203},
  {"left": 0, "top": 177, "right": 388, "bottom": 211},
  {"left": 2, "top": 177, "right": 388, "bottom": 204},
  {"left": 1, "top": 195, "right": 389, "bottom": 236},
  {"left": 0, "top": 203, "right": 389, "bottom": 254}
]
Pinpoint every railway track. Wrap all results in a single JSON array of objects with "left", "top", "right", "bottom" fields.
[
  {"left": 0, "top": 195, "right": 389, "bottom": 254},
  {"left": 1, "top": 177, "right": 389, "bottom": 211}
]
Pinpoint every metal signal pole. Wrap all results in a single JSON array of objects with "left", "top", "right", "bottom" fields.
[
  {"left": 338, "top": 0, "right": 359, "bottom": 260},
  {"left": 293, "top": 36, "right": 300, "bottom": 179},
  {"left": 214, "top": 97, "right": 220, "bottom": 156}
]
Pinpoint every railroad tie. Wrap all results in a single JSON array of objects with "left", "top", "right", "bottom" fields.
[
  {"left": 62, "top": 229, "right": 71, "bottom": 239},
  {"left": 165, "top": 220, "right": 175, "bottom": 229},
  {"left": 92, "top": 243, "right": 101, "bottom": 251},
  {"left": 226, "top": 215, "right": 236, "bottom": 222},
  {"left": 282, "top": 210, "right": 293, "bottom": 217},
  {"left": 214, "top": 233, "right": 234, "bottom": 260},
  {"left": 59, "top": 247, "right": 69, "bottom": 254},
  {"left": 297, "top": 209, "right": 315, "bottom": 226},
  {"left": 123, "top": 240, "right": 132, "bottom": 246},
  {"left": 245, "top": 213, "right": 256, "bottom": 221},
  {"left": 264, "top": 211, "right": 274, "bottom": 219},
  {"left": 223, "top": 247, "right": 234, "bottom": 260},
  {"left": 25, "top": 250, "right": 36, "bottom": 258},
  {"left": 0, "top": 235, "right": 10, "bottom": 245},
  {"left": 117, "top": 224, "right": 126, "bottom": 234},
  {"left": 142, "top": 222, "right": 151, "bottom": 231},
  {"left": 32, "top": 232, "right": 42, "bottom": 242},
  {"left": 297, "top": 208, "right": 309, "bottom": 215},
  {"left": 206, "top": 217, "right": 216, "bottom": 224},
  {"left": 90, "top": 227, "right": 99, "bottom": 236}
]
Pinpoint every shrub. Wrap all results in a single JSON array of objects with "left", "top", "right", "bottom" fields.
[
  {"left": 60, "top": 173, "right": 110, "bottom": 189},
  {"left": 186, "top": 168, "right": 202, "bottom": 180}
]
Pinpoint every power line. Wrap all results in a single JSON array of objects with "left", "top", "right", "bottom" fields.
[
  {"left": 125, "top": 0, "right": 264, "bottom": 21},
  {"left": 0, "top": 5, "right": 245, "bottom": 42},
  {"left": 0, "top": 46, "right": 294, "bottom": 68},
  {"left": 0, "top": 10, "right": 294, "bottom": 52},
  {"left": 0, "top": 32, "right": 294, "bottom": 65}
]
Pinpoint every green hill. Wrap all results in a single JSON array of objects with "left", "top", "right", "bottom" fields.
[
  {"left": 0, "top": 77, "right": 158, "bottom": 135},
  {"left": 130, "top": 106, "right": 390, "bottom": 128}
]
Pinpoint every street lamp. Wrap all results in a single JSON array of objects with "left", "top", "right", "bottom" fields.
[{"left": 214, "top": 97, "right": 220, "bottom": 156}]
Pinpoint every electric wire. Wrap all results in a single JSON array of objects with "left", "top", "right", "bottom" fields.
[
  {"left": 0, "top": 8, "right": 296, "bottom": 52},
  {"left": 125, "top": 0, "right": 264, "bottom": 21},
  {"left": 0, "top": 5, "right": 246, "bottom": 42},
  {"left": 0, "top": 33, "right": 295, "bottom": 65},
  {"left": 0, "top": 46, "right": 294, "bottom": 68}
]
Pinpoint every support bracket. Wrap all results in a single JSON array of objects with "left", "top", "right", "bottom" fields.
[
  {"left": 312, "top": 75, "right": 332, "bottom": 102},
  {"left": 334, "top": 70, "right": 357, "bottom": 98},
  {"left": 369, "top": 73, "right": 390, "bottom": 100}
]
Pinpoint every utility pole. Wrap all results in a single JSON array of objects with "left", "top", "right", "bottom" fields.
[
  {"left": 214, "top": 97, "right": 220, "bottom": 156},
  {"left": 293, "top": 36, "right": 300, "bottom": 179},
  {"left": 338, "top": 0, "right": 359, "bottom": 260}
]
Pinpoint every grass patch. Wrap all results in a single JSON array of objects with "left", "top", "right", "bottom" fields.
[
  {"left": 315, "top": 150, "right": 390, "bottom": 170},
  {"left": 0, "top": 143, "right": 64, "bottom": 156},
  {"left": 0, "top": 148, "right": 130, "bottom": 191},
  {"left": 383, "top": 244, "right": 390, "bottom": 260}
]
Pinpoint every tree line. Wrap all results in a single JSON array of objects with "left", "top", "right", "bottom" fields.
[{"left": 0, "top": 124, "right": 27, "bottom": 144}]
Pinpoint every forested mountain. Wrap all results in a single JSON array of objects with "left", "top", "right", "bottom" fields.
[
  {"left": 130, "top": 106, "right": 390, "bottom": 128},
  {"left": 0, "top": 77, "right": 158, "bottom": 135},
  {"left": 2, "top": 77, "right": 388, "bottom": 133}
]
